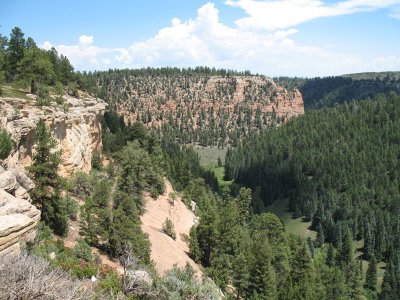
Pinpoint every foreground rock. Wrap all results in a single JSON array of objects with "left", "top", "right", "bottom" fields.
[
  {"left": 0, "top": 94, "right": 107, "bottom": 177},
  {"left": 0, "top": 166, "right": 40, "bottom": 256}
]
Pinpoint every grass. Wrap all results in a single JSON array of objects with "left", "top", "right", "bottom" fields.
[
  {"left": 206, "top": 165, "right": 233, "bottom": 188},
  {"left": 266, "top": 198, "right": 316, "bottom": 239},
  {"left": 1, "top": 84, "right": 31, "bottom": 100},
  {"left": 355, "top": 240, "right": 385, "bottom": 293},
  {"left": 193, "top": 145, "right": 227, "bottom": 166}
]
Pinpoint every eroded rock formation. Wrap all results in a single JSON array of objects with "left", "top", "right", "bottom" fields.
[
  {"left": 0, "top": 94, "right": 107, "bottom": 177},
  {"left": 0, "top": 165, "right": 40, "bottom": 256},
  {"left": 0, "top": 94, "right": 106, "bottom": 256}
]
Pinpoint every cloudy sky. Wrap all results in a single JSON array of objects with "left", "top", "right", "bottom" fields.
[{"left": 1, "top": 0, "right": 400, "bottom": 76}]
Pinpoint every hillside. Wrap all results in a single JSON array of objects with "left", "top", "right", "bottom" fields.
[
  {"left": 82, "top": 69, "right": 303, "bottom": 147},
  {"left": 226, "top": 93, "right": 400, "bottom": 298},
  {"left": 275, "top": 72, "right": 400, "bottom": 109}
]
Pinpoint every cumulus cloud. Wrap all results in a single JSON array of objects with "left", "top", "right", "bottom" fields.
[
  {"left": 225, "top": 0, "right": 400, "bottom": 30},
  {"left": 41, "top": 2, "right": 400, "bottom": 76}
]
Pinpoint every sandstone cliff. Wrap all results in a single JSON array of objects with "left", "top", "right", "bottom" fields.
[
  {"left": 0, "top": 93, "right": 106, "bottom": 256},
  {"left": 0, "top": 94, "right": 107, "bottom": 177},
  {"left": 0, "top": 165, "right": 40, "bottom": 256}
]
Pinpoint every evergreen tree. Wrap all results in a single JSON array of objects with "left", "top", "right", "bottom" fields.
[
  {"left": 6, "top": 27, "right": 25, "bottom": 78},
  {"left": 28, "top": 120, "right": 68, "bottom": 235},
  {"left": 365, "top": 255, "right": 377, "bottom": 291}
]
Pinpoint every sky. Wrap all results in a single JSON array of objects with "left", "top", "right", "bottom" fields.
[{"left": 1, "top": 0, "right": 400, "bottom": 77}]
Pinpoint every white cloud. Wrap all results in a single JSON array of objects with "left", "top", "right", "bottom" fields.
[
  {"left": 225, "top": 0, "right": 400, "bottom": 30},
  {"left": 40, "top": 2, "right": 400, "bottom": 76}
]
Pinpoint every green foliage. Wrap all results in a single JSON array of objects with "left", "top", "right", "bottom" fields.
[
  {"left": 109, "top": 190, "right": 150, "bottom": 261},
  {"left": 275, "top": 73, "right": 400, "bottom": 109},
  {"left": 162, "top": 218, "right": 176, "bottom": 240},
  {"left": 17, "top": 47, "right": 55, "bottom": 94},
  {"left": 157, "top": 264, "right": 221, "bottom": 300},
  {"left": 64, "top": 195, "right": 78, "bottom": 220},
  {"left": 1, "top": 27, "right": 77, "bottom": 95},
  {"left": 226, "top": 93, "right": 400, "bottom": 265},
  {"left": 91, "top": 150, "right": 102, "bottom": 170},
  {"left": 365, "top": 255, "right": 377, "bottom": 291},
  {"left": 28, "top": 120, "right": 68, "bottom": 236},
  {"left": 0, "top": 129, "right": 13, "bottom": 159},
  {"left": 72, "top": 240, "right": 93, "bottom": 262},
  {"left": 99, "top": 271, "right": 122, "bottom": 295},
  {"left": 118, "top": 141, "right": 165, "bottom": 207}
]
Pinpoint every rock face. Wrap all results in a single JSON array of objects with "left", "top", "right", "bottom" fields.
[
  {"left": 0, "top": 93, "right": 106, "bottom": 256},
  {"left": 0, "top": 94, "right": 107, "bottom": 177},
  {"left": 0, "top": 166, "right": 40, "bottom": 256}
]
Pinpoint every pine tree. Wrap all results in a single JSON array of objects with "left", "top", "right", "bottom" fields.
[
  {"left": 28, "top": 120, "right": 68, "bottom": 235},
  {"left": 251, "top": 232, "right": 278, "bottom": 300},
  {"left": 315, "top": 223, "right": 325, "bottom": 248},
  {"left": 365, "top": 255, "right": 377, "bottom": 291}
]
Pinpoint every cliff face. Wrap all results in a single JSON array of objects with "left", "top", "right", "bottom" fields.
[
  {"left": 0, "top": 95, "right": 107, "bottom": 177},
  {"left": 0, "top": 165, "right": 40, "bottom": 256},
  {"left": 0, "top": 94, "right": 106, "bottom": 256}
]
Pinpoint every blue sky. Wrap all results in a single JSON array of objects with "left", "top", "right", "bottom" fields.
[{"left": 1, "top": 0, "right": 400, "bottom": 76}]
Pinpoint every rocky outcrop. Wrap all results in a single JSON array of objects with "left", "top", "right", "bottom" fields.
[
  {"left": 0, "top": 166, "right": 40, "bottom": 256},
  {"left": 0, "top": 94, "right": 107, "bottom": 177},
  {"left": 0, "top": 93, "right": 106, "bottom": 256}
]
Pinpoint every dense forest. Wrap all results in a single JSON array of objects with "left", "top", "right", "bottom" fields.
[
  {"left": 225, "top": 92, "right": 400, "bottom": 299},
  {"left": 77, "top": 69, "right": 301, "bottom": 147},
  {"left": 275, "top": 72, "right": 400, "bottom": 109}
]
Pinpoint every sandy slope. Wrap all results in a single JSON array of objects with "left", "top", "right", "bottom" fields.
[{"left": 141, "top": 180, "right": 202, "bottom": 276}]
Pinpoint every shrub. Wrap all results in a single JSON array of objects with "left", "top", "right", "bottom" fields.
[
  {"left": 65, "top": 194, "right": 79, "bottom": 220},
  {"left": 162, "top": 218, "right": 176, "bottom": 240},
  {"left": 0, "top": 252, "right": 89, "bottom": 299},
  {"left": 72, "top": 239, "right": 93, "bottom": 262},
  {"left": 92, "top": 150, "right": 102, "bottom": 170},
  {"left": 99, "top": 271, "right": 123, "bottom": 295},
  {"left": 36, "top": 85, "right": 51, "bottom": 106},
  {"left": 0, "top": 129, "right": 13, "bottom": 159},
  {"left": 71, "top": 172, "right": 93, "bottom": 197}
]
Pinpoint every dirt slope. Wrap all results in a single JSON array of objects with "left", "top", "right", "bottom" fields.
[{"left": 141, "top": 180, "right": 202, "bottom": 276}]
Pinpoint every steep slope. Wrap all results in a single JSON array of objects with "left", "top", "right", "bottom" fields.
[
  {"left": 275, "top": 72, "right": 400, "bottom": 109},
  {"left": 141, "top": 180, "right": 202, "bottom": 276},
  {"left": 85, "top": 69, "right": 304, "bottom": 146}
]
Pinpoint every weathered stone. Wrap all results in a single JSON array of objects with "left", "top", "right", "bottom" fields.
[
  {"left": 0, "top": 189, "right": 40, "bottom": 256},
  {"left": 0, "top": 95, "right": 106, "bottom": 177},
  {"left": 0, "top": 170, "right": 17, "bottom": 193}
]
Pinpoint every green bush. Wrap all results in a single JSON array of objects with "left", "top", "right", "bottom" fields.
[
  {"left": 91, "top": 150, "right": 102, "bottom": 170},
  {"left": 36, "top": 85, "right": 51, "bottom": 106},
  {"left": 65, "top": 195, "right": 79, "bottom": 220},
  {"left": 72, "top": 240, "right": 93, "bottom": 262},
  {"left": 162, "top": 218, "right": 176, "bottom": 240},
  {"left": 70, "top": 261, "right": 97, "bottom": 279},
  {"left": 99, "top": 271, "right": 122, "bottom": 295},
  {"left": 0, "top": 130, "right": 13, "bottom": 159}
]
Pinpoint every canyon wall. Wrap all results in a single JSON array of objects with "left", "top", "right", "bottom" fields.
[
  {"left": 0, "top": 94, "right": 106, "bottom": 177},
  {"left": 0, "top": 94, "right": 106, "bottom": 256}
]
